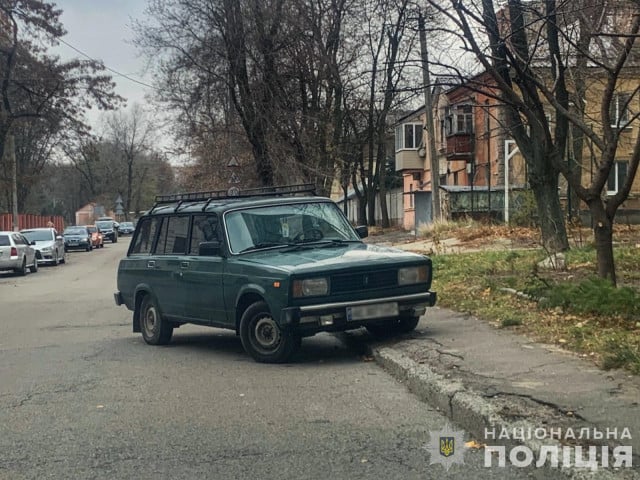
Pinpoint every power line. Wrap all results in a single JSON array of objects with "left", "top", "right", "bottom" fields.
[{"left": 57, "top": 38, "right": 158, "bottom": 91}]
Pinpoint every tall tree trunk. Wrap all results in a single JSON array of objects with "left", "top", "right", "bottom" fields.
[
  {"left": 529, "top": 170, "right": 569, "bottom": 252},
  {"left": 589, "top": 200, "right": 616, "bottom": 284}
]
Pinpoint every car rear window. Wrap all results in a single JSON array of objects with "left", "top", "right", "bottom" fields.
[{"left": 0, "top": 235, "right": 9, "bottom": 246}]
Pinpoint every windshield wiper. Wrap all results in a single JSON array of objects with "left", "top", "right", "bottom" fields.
[{"left": 238, "top": 242, "right": 294, "bottom": 253}]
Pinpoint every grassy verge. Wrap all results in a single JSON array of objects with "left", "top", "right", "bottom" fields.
[{"left": 430, "top": 246, "right": 640, "bottom": 374}]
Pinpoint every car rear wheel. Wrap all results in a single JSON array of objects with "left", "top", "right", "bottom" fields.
[
  {"left": 14, "top": 258, "right": 27, "bottom": 276},
  {"left": 29, "top": 258, "right": 38, "bottom": 273},
  {"left": 239, "top": 301, "right": 300, "bottom": 363},
  {"left": 140, "top": 295, "right": 173, "bottom": 345},
  {"left": 365, "top": 315, "right": 421, "bottom": 338}
]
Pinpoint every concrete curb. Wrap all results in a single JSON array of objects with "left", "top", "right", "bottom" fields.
[{"left": 371, "top": 346, "right": 632, "bottom": 480}]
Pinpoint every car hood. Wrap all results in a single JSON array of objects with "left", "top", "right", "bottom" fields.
[
  {"left": 31, "top": 240, "right": 55, "bottom": 248},
  {"left": 236, "top": 242, "right": 428, "bottom": 274}
]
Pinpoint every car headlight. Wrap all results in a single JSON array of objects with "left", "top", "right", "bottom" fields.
[
  {"left": 292, "top": 278, "right": 329, "bottom": 297},
  {"left": 398, "top": 266, "right": 428, "bottom": 285},
  {"left": 41, "top": 247, "right": 52, "bottom": 252}
]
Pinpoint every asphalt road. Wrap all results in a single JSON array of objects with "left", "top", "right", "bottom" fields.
[{"left": 0, "top": 239, "right": 540, "bottom": 479}]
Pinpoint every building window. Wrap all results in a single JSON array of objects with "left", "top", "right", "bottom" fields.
[
  {"left": 445, "top": 104, "right": 473, "bottom": 136},
  {"left": 395, "top": 123, "right": 423, "bottom": 151},
  {"left": 610, "top": 93, "right": 631, "bottom": 128},
  {"left": 607, "top": 161, "right": 628, "bottom": 195}
]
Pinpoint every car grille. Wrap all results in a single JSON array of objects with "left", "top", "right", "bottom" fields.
[{"left": 331, "top": 269, "right": 397, "bottom": 294}]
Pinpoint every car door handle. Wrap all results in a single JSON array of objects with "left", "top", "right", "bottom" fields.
[
  {"left": 147, "top": 260, "right": 156, "bottom": 269},
  {"left": 180, "top": 261, "right": 189, "bottom": 269}
]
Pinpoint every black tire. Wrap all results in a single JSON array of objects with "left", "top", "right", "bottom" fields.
[
  {"left": 29, "top": 258, "right": 38, "bottom": 273},
  {"left": 239, "top": 301, "right": 300, "bottom": 363},
  {"left": 366, "top": 315, "right": 421, "bottom": 338},
  {"left": 14, "top": 258, "right": 27, "bottom": 276},
  {"left": 140, "top": 295, "right": 173, "bottom": 345},
  {"left": 86, "top": 245, "right": 91, "bottom": 252}
]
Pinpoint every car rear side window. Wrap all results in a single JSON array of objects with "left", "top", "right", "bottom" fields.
[
  {"left": 156, "top": 216, "right": 189, "bottom": 255},
  {"left": 12, "top": 234, "right": 26, "bottom": 245},
  {"left": 0, "top": 235, "right": 9, "bottom": 246},
  {"left": 190, "top": 214, "right": 219, "bottom": 254},
  {"left": 130, "top": 217, "right": 161, "bottom": 254}
]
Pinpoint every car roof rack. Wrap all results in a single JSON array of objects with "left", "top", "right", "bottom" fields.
[{"left": 152, "top": 183, "right": 317, "bottom": 209}]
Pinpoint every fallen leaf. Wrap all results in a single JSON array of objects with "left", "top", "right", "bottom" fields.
[{"left": 465, "top": 440, "right": 484, "bottom": 449}]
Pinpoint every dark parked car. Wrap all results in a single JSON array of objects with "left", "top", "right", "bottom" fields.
[
  {"left": 0, "top": 231, "right": 38, "bottom": 275},
  {"left": 118, "top": 221, "right": 135, "bottom": 235},
  {"left": 114, "top": 184, "right": 436, "bottom": 363},
  {"left": 63, "top": 226, "right": 93, "bottom": 252},
  {"left": 96, "top": 220, "right": 118, "bottom": 243}
]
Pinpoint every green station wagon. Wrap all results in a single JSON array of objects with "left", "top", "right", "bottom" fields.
[{"left": 114, "top": 184, "right": 436, "bottom": 363}]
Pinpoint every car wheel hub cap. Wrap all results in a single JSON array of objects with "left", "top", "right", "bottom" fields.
[
  {"left": 254, "top": 316, "right": 280, "bottom": 349},
  {"left": 144, "top": 307, "right": 157, "bottom": 332}
]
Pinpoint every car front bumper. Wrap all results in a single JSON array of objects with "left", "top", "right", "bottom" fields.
[
  {"left": 35, "top": 250, "right": 57, "bottom": 263},
  {"left": 280, "top": 291, "right": 436, "bottom": 335}
]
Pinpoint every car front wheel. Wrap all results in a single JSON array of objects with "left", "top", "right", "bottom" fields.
[
  {"left": 239, "top": 301, "right": 300, "bottom": 363},
  {"left": 140, "top": 295, "right": 173, "bottom": 345},
  {"left": 29, "top": 258, "right": 38, "bottom": 273}
]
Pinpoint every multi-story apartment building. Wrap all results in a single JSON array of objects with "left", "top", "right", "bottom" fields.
[{"left": 395, "top": 69, "right": 639, "bottom": 230}]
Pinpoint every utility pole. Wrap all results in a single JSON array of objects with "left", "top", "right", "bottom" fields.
[
  {"left": 7, "top": 135, "right": 19, "bottom": 231},
  {"left": 418, "top": 11, "right": 441, "bottom": 221}
]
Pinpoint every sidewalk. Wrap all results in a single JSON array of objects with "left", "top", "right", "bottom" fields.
[{"left": 348, "top": 308, "right": 640, "bottom": 477}]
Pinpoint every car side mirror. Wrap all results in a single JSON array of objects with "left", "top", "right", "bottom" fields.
[
  {"left": 30, "top": 241, "right": 36, "bottom": 246},
  {"left": 199, "top": 241, "right": 222, "bottom": 257},
  {"left": 355, "top": 225, "right": 368, "bottom": 239}
]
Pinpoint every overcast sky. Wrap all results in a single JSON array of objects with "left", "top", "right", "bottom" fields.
[{"left": 54, "top": 0, "right": 152, "bottom": 129}]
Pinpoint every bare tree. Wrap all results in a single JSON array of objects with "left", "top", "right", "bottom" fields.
[
  {"left": 426, "top": 0, "right": 639, "bottom": 282},
  {"left": 0, "top": 0, "right": 121, "bottom": 213},
  {"left": 103, "top": 105, "right": 156, "bottom": 220}
]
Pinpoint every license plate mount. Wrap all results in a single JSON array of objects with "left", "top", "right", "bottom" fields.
[{"left": 347, "top": 302, "right": 398, "bottom": 321}]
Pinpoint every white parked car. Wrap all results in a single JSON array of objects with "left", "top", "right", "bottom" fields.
[
  {"left": 20, "top": 227, "right": 66, "bottom": 265},
  {"left": 0, "top": 231, "right": 38, "bottom": 275}
]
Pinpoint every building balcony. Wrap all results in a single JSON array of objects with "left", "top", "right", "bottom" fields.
[
  {"left": 395, "top": 149, "right": 424, "bottom": 171},
  {"left": 445, "top": 133, "right": 474, "bottom": 160}
]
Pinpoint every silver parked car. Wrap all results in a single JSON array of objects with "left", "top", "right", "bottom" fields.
[
  {"left": 20, "top": 228, "right": 66, "bottom": 265},
  {"left": 0, "top": 231, "right": 38, "bottom": 275}
]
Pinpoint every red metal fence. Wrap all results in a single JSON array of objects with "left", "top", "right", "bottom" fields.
[{"left": 0, "top": 214, "right": 65, "bottom": 232}]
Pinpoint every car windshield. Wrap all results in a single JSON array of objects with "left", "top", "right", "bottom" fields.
[
  {"left": 64, "top": 228, "right": 86, "bottom": 235},
  {"left": 224, "top": 201, "right": 360, "bottom": 254},
  {"left": 96, "top": 221, "right": 112, "bottom": 229},
  {"left": 22, "top": 230, "right": 53, "bottom": 242},
  {"left": 120, "top": 222, "right": 133, "bottom": 227}
]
